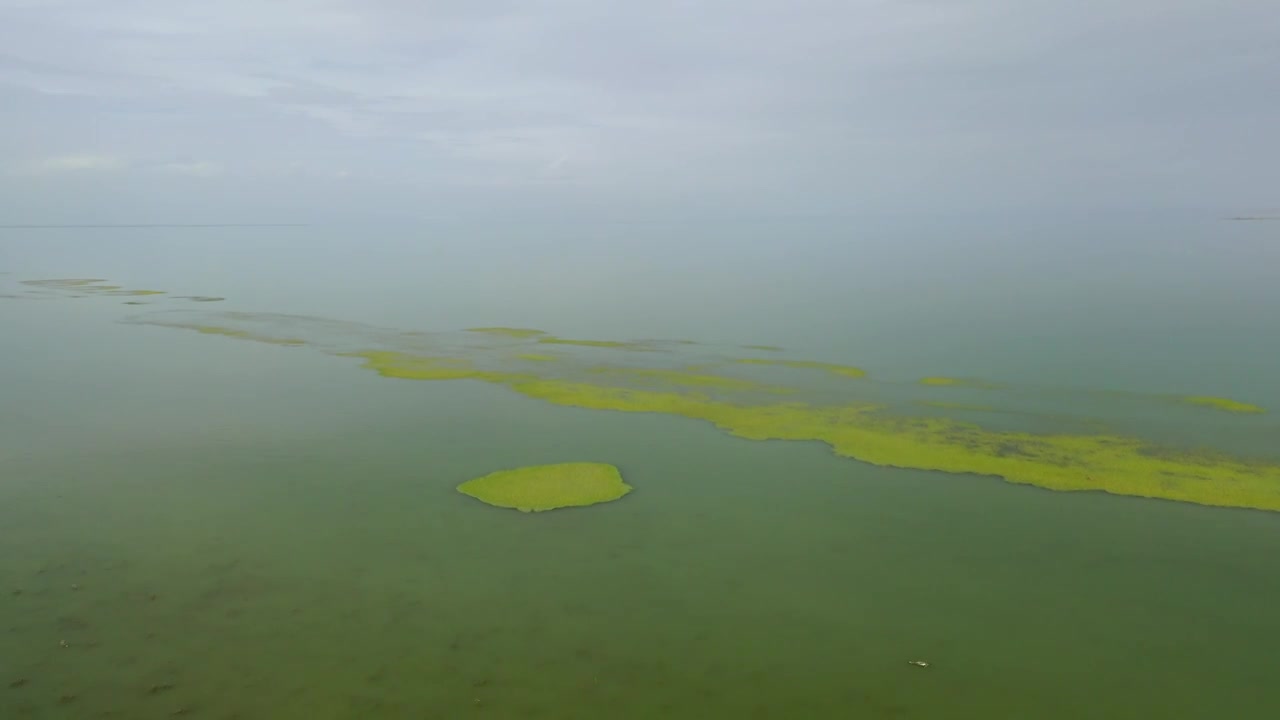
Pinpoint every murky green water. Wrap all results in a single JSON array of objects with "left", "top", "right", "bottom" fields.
[{"left": 3, "top": 219, "right": 1279, "bottom": 718}]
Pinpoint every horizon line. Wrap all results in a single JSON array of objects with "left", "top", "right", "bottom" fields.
[{"left": 0, "top": 223, "right": 309, "bottom": 229}]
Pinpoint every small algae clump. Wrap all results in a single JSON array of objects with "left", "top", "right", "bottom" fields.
[
  {"left": 734, "top": 358, "right": 867, "bottom": 379},
  {"left": 1183, "top": 396, "right": 1266, "bottom": 414},
  {"left": 467, "top": 327, "right": 547, "bottom": 339},
  {"left": 457, "top": 462, "right": 632, "bottom": 512},
  {"left": 742, "top": 344, "right": 784, "bottom": 352}
]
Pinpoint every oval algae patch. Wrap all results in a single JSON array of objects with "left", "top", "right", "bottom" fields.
[{"left": 457, "top": 462, "right": 632, "bottom": 512}]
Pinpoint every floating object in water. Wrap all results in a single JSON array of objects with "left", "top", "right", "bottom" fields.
[
  {"left": 908, "top": 660, "right": 930, "bottom": 668},
  {"left": 457, "top": 462, "right": 632, "bottom": 512}
]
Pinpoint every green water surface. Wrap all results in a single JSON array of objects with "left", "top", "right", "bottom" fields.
[{"left": 3, "top": 221, "right": 1279, "bottom": 719}]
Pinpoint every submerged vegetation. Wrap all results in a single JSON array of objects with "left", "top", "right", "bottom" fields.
[
  {"left": 1182, "top": 396, "right": 1266, "bottom": 414},
  {"left": 457, "top": 462, "right": 632, "bottom": 512}
]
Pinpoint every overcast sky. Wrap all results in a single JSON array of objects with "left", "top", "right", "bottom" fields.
[{"left": 1, "top": 0, "right": 1276, "bottom": 223}]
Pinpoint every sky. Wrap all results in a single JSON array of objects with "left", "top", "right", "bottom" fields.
[{"left": 0, "top": 0, "right": 1277, "bottom": 223}]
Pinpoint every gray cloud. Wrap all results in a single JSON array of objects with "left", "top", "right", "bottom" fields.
[{"left": 1, "top": 0, "right": 1276, "bottom": 222}]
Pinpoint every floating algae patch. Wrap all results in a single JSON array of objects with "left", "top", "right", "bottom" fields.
[
  {"left": 339, "top": 350, "right": 520, "bottom": 383},
  {"left": 20, "top": 278, "right": 109, "bottom": 288},
  {"left": 103, "top": 289, "right": 165, "bottom": 296},
  {"left": 129, "top": 311, "right": 433, "bottom": 356},
  {"left": 179, "top": 325, "right": 306, "bottom": 346},
  {"left": 1182, "top": 396, "right": 1266, "bottom": 414},
  {"left": 121, "top": 307, "right": 1280, "bottom": 511},
  {"left": 501, "top": 380, "right": 1280, "bottom": 511},
  {"left": 457, "top": 462, "right": 632, "bottom": 512},
  {"left": 466, "top": 327, "right": 547, "bottom": 339},
  {"left": 743, "top": 344, "right": 784, "bottom": 352},
  {"left": 21, "top": 278, "right": 165, "bottom": 297},
  {"left": 588, "top": 367, "right": 787, "bottom": 394},
  {"left": 734, "top": 358, "right": 868, "bottom": 379}
]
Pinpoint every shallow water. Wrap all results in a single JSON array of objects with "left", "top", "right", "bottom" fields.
[{"left": 3, "top": 217, "right": 1280, "bottom": 718}]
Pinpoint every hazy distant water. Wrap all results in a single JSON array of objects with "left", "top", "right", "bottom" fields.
[{"left": 3, "top": 216, "right": 1279, "bottom": 719}]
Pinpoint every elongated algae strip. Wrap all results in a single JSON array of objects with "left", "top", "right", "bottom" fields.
[
  {"left": 188, "top": 325, "right": 305, "bottom": 346},
  {"left": 339, "top": 351, "right": 1280, "bottom": 511},
  {"left": 501, "top": 379, "right": 1280, "bottom": 511},
  {"left": 113, "top": 309, "right": 1280, "bottom": 512},
  {"left": 341, "top": 350, "right": 499, "bottom": 381},
  {"left": 104, "top": 289, "right": 166, "bottom": 296},
  {"left": 537, "top": 337, "right": 652, "bottom": 350},
  {"left": 22, "top": 279, "right": 165, "bottom": 297},
  {"left": 1183, "top": 396, "right": 1266, "bottom": 414},
  {"left": 467, "top": 327, "right": 548, "bottom": 338},
  {"left": 20, "top": 278, "right": 108, "bottom": 287},
  {"left": 457, "top": 462, "right": 632, "bottom": 512}
]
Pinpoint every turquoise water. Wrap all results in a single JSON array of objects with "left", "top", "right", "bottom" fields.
[{"left": 3, "top": 218, "right": 1280, "bottom": 718}]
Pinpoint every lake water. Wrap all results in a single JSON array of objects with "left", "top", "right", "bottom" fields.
[{"left": 3, "top": 216, "right": 1279, "bottom": 718}]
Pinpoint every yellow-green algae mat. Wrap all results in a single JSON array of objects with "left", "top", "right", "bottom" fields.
[
  {"left": 457, "top": 463, "right": 633, "bottom": 512},
  {"left": 25, "top": 277, "right": 1275, "bottom": 514}
]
